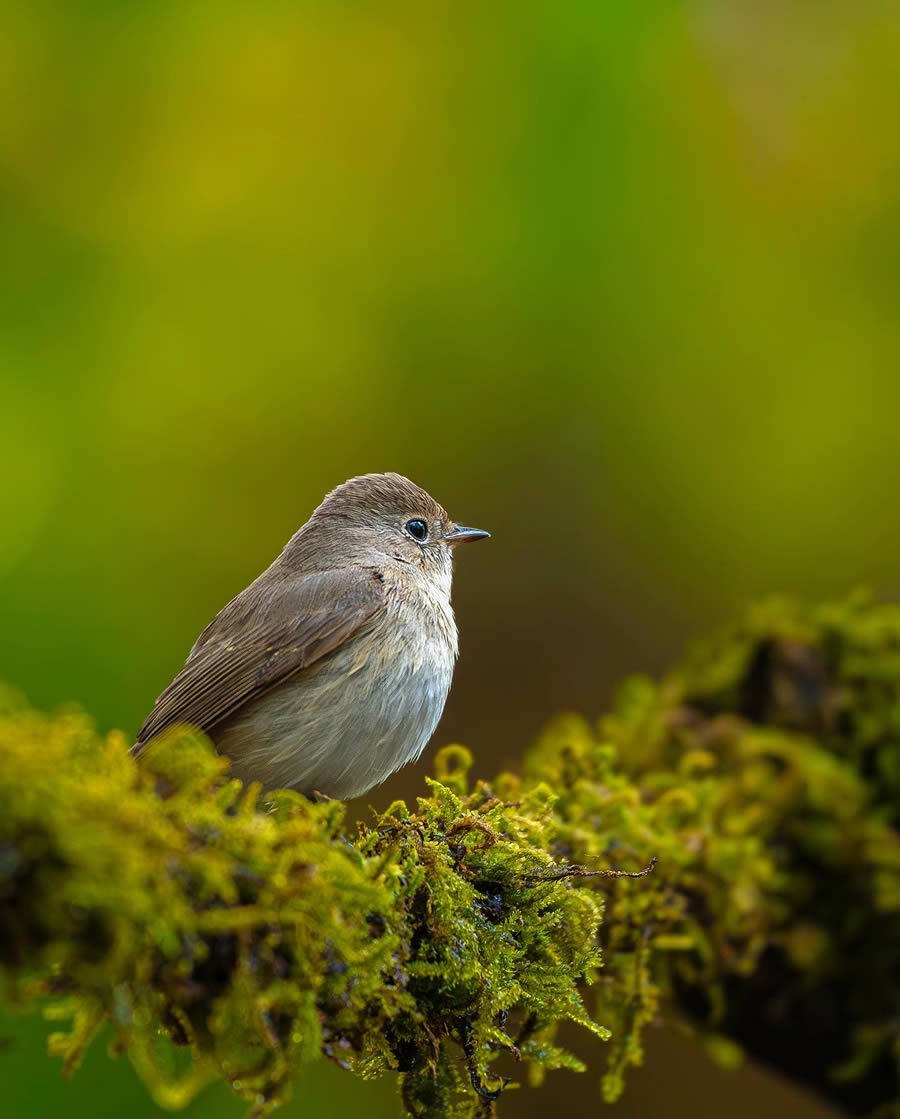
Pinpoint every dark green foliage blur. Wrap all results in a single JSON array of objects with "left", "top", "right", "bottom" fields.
[{"left": 2, "top": 2, "right": 900, "bottom": 1118}]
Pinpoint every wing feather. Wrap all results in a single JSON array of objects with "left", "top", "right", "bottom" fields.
[{"left": 133, "top": 565, "right": 385, "bottom": 751}]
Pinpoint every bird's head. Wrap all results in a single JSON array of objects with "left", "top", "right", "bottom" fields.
[{"left": 308, "top": 472, "right": 489, "bottom": 593}]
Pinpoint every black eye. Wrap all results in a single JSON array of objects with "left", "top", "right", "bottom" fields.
[{"left": 405, "top": 519, "right": 428, "bottom": 542}]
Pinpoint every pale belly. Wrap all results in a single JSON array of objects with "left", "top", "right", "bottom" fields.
[{"left": 213, "top": 615, "right": 455, "bottom": 798}]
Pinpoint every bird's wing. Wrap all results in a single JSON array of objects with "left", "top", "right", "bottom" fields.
[{"left": 132, "top": 565, "right": 386, "bottom": 751}]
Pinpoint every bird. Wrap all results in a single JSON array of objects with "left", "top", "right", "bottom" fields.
[{"left": 132, "top": 472, "right": 489, "bottom": 798}]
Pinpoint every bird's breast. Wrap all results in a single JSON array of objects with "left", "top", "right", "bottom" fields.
[{"left": 217, "top": 578, "right": 458, "bottom": 798}]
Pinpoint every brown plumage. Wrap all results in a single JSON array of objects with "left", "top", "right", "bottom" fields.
[{"left": 133, "top": 472, "right": 489, "bottom": 797}]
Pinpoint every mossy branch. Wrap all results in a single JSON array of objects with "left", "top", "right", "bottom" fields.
[{"left": 1, "top": 592, "right": 899, "bottom": 1117}]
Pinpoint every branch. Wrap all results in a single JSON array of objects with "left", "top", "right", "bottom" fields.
[{"left": 0, "top": 592, "right": 898, "bottom": 1118}]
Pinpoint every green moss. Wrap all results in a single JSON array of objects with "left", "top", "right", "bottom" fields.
[
  {"left": 1, "top": 593, "right": 898, "bottom": 1116},
  {"left": 597, "top": 591, "right": 900, "bottom": 1111},
  {"left": 0, "top": 706, "right": 608, "bottom": 1118}
]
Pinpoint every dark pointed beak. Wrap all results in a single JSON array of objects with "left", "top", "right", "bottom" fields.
[{"left": 444, "top": 524, "right": 491, "bottom": 545}]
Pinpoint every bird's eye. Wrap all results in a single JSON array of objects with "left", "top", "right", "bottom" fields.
[{"left": 405, "top": 519, "right": 428, "bottom": 542}]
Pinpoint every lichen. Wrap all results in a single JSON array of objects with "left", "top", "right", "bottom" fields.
[{"left": 0, "top": 592, "right": 898, "bottom": 1117}]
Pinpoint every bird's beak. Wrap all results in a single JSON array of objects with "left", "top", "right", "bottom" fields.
[{"left": 443, "top": 524, "right": 491, "bottom": 545}]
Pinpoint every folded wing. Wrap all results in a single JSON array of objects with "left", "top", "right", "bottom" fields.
[{"left": 133, "top": 565, "right": 385, "bottom": 751}]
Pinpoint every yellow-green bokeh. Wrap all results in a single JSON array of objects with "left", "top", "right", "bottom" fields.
[{"left": 1, "top": 2, "right": 897, "bottom": 1117}]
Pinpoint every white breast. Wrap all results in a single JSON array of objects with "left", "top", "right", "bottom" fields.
[{"left": 216, "top": 578, "right": 458, "bottom": 798}]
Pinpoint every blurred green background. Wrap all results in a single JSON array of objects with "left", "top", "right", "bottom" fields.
[{"left": 1, "top": 1, "right": 897, "bottom": 1116}]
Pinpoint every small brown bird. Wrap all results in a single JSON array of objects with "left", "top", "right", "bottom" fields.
[{"left": 132, "top": 473, "right": 489, "bottom": 798}]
